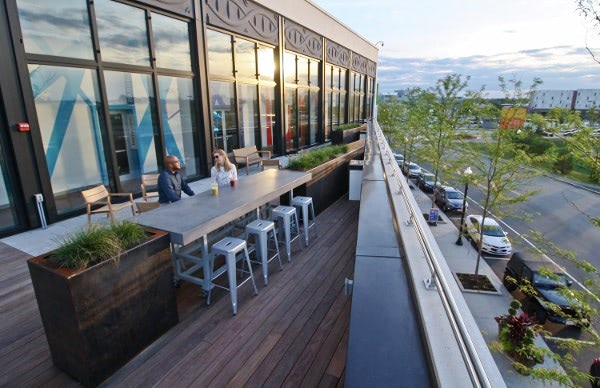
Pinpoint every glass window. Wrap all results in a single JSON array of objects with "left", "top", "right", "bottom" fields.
[
  {"left": 325, "top": 92, "right": 331, "bottom": 140},
  {"left": 284, "top": 52, "right": 296, "bottom": 84},
  {"left": 332, "top": 92, "right": 339, "bottom": 129},
  {"left": 95, "top": 0, "right": 150, "bottom": 66},
  {"left": 17, "top": 0, "right": 93, "bottom": 59},
  {"left": 297, "top": 56, "right": 308, "bottom": 86},
  {"left": 333, "top": 68, "right": 340, "bottom": 90},
  {"left": 210, "top": 81, "right": 237, "bottom": 152},
  {"left": 309, "top": 60, "right": 319, "bottom": 87},
  {"left": 348, "top": 86, "right": 354, "bottom": 122},
  {"left": 258, "top": 46, "right": 275, "bottom": 81},
  {"left": 0, "top": 143, "right": 18, "bottom": 233},
  {"left": 28, "top": 65, "right": 108, "bottom": 214},
  {"left": 235, "top": 38, "right": 256, "bottom": 79},
  {"left": 238, "top": 83, "right": 259, "bottom": 147},
  {"left": 207, "top": 29, "right": 233, "bottom": 78},
  {"left": 259, "top": 86, "right": 275, "bottom": 150},
  {"left": 284, "top": 88, "right": 297, "bottom": 151},
  {"left": 309, "top": 91, "right": 318, "bottom": 145},
  {"left": 340, "top": 69, "right": 347, "bottom": 91},
  {"left": 325, "top": 65, "right": 332, "bottom": 90},
  {"left": 340, "top": 91, "right": 346, "bottom": 125},
  {"left": 158, "top": 76, "right": 197, "bottom": 177},
  {"left": 298, "top": 89, "right": 309, "bottom": 147},
  {"left": 104, "top": 71, "right": 160, "bottom": 193},
  {"left": 152, "top": 13, "right": 191, "bottom": 71}
]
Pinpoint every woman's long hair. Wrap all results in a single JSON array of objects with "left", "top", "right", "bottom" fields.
[{"left": 214, "top": 149, "right": 232, "bottom": 171}]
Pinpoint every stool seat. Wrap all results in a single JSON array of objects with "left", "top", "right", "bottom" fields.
[
  {"left": 271, "top": 205, "right": 302, "bottom": 261},
  {"left": 245, "top": 219, "right": 282, "bottom": 286},
  {"left": 210, "top": 237, "right": 258, "bottom": 315},
  {"left": 291, "top": 196, "right": 316, "bottom": 247}
]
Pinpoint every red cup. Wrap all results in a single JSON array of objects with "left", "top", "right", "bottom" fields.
[{"left": 230, "top": 179, "right": 236, "bottom": 187}]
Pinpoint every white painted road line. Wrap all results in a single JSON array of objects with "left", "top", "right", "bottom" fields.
[{"left": 463, "top": 193, "right": 600, "bottom": 304}]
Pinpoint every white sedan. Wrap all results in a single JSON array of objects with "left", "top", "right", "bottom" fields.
[{"left": 464, "top": 215, "right": 512, "bottom": 256}]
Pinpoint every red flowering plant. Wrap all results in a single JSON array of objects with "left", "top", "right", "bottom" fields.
[{"left": 495, "top": 299, "right": 545, "bottom": 367}]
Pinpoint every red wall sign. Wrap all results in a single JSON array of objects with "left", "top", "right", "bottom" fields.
[{"left": 17, "top": 122, "right": 30, "bottom": 132}]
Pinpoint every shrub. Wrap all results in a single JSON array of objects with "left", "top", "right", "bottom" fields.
[
  {"left": 51, "top": 222, "right": 146, "bottom": 269},
  {"left": 495, "top": 300, "right": 545, "bottom": 366},
  {"left": 335, "top": 123, "right": 361, "bottom": 131},
  {"left": 288, "top": 145, "right": 348, "bottom": 170}
]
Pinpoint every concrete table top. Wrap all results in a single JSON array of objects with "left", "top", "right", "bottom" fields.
[{"left": 134, "top": 169, "right": 312, "bottom": 245}]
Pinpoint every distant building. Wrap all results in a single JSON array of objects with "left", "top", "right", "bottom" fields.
[{"left": 529, "top": 89, "right": 600, "bottom": 113}]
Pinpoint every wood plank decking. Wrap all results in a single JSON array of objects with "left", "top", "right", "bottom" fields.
[{"left": 0, "top": 197, "right": 359, "bottom": 387}]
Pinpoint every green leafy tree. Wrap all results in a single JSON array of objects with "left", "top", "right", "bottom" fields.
[
  {"left": 576, "top": 0, "right": 600, "bottom": 63},
  {"left": 567, "top": 127, "right": 600, "bottom": 182}
]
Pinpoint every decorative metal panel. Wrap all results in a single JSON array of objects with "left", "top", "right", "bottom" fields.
[
  {"left": 135, "top": 0, "right": 194, "bottom": 18},
  {"left": 351, "top": 52, "right": 368, "bottom": 74},
  {"left": 284, "top": 20, "right": 322, "bottom": 60},
  {"left": 204, "top": 0, "right": 279, "bottom": 46},
  {"left": 325, "top": 39, "right": 350, "bottom": 68},
  {"left": 367, "top": 60, "right": 377, "bottom": 77}
]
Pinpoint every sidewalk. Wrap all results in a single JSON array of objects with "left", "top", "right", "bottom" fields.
[{"left": 412, "top": 189, "right": 564, "bottom": 387}]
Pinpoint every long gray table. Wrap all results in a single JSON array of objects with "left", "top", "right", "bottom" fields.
[{"left": 134, "top": 169, "right": 311, "bottom": 293}]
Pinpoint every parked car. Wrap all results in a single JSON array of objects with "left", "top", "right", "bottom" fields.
[
  {"left": 404, "top": 162, "right": 421, "bottom": 178},
  {"left": 416, "top": 172, "right": 439, "bottom": 192},
  {"left": 434, "top": 186, "right": 468, "bottom": 213},
  {"left": 393, "top": 153, "right": 404, "bottom": 164},
  {"left": 504, "top": 252, "right": 589, "bottom": 326},
  {"left": 464, "top": 215, "right": 512, "bottom": 255}
]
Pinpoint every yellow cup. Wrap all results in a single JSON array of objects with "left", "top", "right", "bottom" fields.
[{"left": 211, "top": 184, "right": 219, "bottom": 196}]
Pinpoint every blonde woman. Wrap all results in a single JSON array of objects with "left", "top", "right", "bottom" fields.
[{"left": 211, "top": 149, "right": 238, "bottom": 186}]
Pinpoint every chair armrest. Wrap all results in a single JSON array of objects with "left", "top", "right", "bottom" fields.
[
  {"left": 108, "top": 192, "right": 133, "bottom": 197},
  {"left": 258, "top": 150, "right": 271, "bottom": 159}
]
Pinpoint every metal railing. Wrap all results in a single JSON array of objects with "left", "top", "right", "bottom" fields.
[{"left": 372, "top": 122, "right": 498, "bottom": 388}]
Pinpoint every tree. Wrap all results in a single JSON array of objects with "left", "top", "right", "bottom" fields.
[
  {"left": 376, "top": 96, "right": 403, "bottom": 144},
  {"left": 419, "top": 74, "right": 471, "bottom": 207},
  {"left": 567, "top": 127, "right": 600, "bottom": 182},
  {"left": 464, "top": 76, "right": 545, "bottom": 279},
  {"left": 576, "top": 0, "right": 600, "bottom": 63}
]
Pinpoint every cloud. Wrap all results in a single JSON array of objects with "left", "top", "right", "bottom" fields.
[{"left": 377, "top": 45, "right": 600, "bottom": 96}]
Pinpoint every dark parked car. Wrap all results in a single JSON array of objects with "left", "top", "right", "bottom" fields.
[
  {"left": 433, "top": 186, "right": 468, "bottom": 213},
  {"left": 416, "top": 172, "right": 439, "bottom": 192},
  {"left": 504, "top": 252, "right": 589, "bottom": 326}
]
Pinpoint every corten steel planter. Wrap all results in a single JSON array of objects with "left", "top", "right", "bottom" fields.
[
  {"left": 286, "top": 139, "right": 365, "bottom": 215},
  {"left": 331, "top": 124, "right": 365, "bottom": 145},
  {"left": 27, "top": 228, "right": 178, "bottom": 387}
]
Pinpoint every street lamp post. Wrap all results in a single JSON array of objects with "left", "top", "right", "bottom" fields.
[{"left": 455, "top": 167, "right": 472, "bottom": 246}]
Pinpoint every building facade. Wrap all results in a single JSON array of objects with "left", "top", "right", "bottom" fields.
[
  {"left": 0, "top": 0, "right": 378, "bottom": 237},
  {"left": 529, "top": 89, "right": 600, "bottom": 113}
]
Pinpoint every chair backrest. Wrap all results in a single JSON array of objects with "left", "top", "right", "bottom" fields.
[
  {"left": 81, "top": 185, "right": 108, "bottom": 204},
  {"left": 262, "top": 159, "right": 281, "bottom": 170},
  {"left": 232, "top": 146, "right": 259, "bottom": 159},
  {"left": 136, "top": 201, "right": 160, "bottom": 213},
  {"left": 141, "top": 173, "right": 160, "bottom": 198}
]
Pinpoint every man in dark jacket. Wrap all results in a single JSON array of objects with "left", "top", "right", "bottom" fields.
[{"left": 157, "top": 155, "right": 195, "bottom": 203}]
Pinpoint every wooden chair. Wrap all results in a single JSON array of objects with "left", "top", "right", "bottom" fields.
[
  {"left": 262, "top": 159, "right": 281, "bottom": 170},
  {"left": 232, "top": 146, "right": 271, "bottom": 175},
  {"left": 81, "top": 185, "right": 135, "bottom": 224},
  {"left": 136, "top": 201, "right": 160, "bottom": 214},
  {"left": 141, "top": 174, "right": 160, "bottom": 201}
]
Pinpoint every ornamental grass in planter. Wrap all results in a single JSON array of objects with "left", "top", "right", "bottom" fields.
[
  {"left": 28, "top": 221, "right": 178, "bottom": 387},
  {"left": 331, "top": 123, "right": 364, "bottom": 145}
]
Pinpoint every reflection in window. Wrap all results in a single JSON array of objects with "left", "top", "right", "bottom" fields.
[
  {"left": 284, "top": 88, "right": 297, "bottom": 151},
  {"left": 236, "top": 39, "right": 256, "bottom": 79},
  {"left": 28, "top": 65, "right": 108, "bottom": 214},
  {"left": 152, "top": 13, "right": 191, "bottom": 71},
  {"left": 207, "top": 29, "right": 233, "bottom": 78},
  {"left": 297, "top": 56, "right": 308, "bottom": 86},
  {"left": 95, "top": 0, "right": 150, "bottom": 65},
  {"left": 238, "top": 83, "right": 259, "bottom": 147},
  {"left": 17, "top": 0, "right": 93, "bottom": 59},
  {"left": 158, "top": 76, "right": 197, "bottom": 177},
  {"left": 284, "top": 53, "right": 296, "bottom": 84},
  {"left": 309, "top": 91, "right": 318, "bottom": 145},
  {"left": 325, "top": 93, "right": 331, "bottom": 141},
  {"left": 309, "top": 60, "right": 319, "bottom": 87},
  {"left": 0, "top": 144, "right": 18, "bottom": 232},
  {"left": 258, "top": 46, "right": 275, "bottom": 81},
  {"left": 260, "top": 86, "right": 275, "bottom": 149},
  {"left": 104, "top": 71, "right": 159, "bottom": 193},
  {"left": 211, "top": 81, "right": 237, "bottom": 152},
  {"left": 298, "top": 89, "right": 309, "bottom": 147}
]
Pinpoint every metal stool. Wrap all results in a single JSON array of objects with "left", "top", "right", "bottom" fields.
[
  {"left": 245, "top": 219, "right": 283, "bottom": 286},
  {"left": 271, "top": 205, "right": 302, "bottom": 261},
  {"left": 209, "top": 237, "right": 259, "bottom": 315},
  {"left": 292, "top": 196, "right": 316, "bottom": 246}
]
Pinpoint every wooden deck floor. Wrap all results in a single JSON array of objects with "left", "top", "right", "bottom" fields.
[{"left": 0, "top": 197, "right": 359, "bottom": 387}]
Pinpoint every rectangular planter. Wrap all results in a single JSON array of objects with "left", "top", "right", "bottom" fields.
[
  {"left": 27, "top": 228, "right": 178, "bottom": 387},
  {"left": 331, "top": 124, "right": 365, "bottom": 145},
  {"left": 285, "top": 139, "right": 365, "bottom": 215}
]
